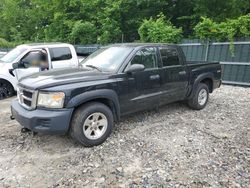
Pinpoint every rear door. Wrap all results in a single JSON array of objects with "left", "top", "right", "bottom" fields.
[
  {"left": 120, "top": 47, "right": 161, "bottom": 114},
  {"left": 158, "top": 46, "right": 188, "bottom": 105},
  {"left": 49, "top": 47, "right": 74, "bottom": 68}
]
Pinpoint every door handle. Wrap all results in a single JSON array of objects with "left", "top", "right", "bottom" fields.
[
  {"left": 150, "top": 74, "right": 160, "bottom": 80},
  {"left": 179, "top": 71, "right": 186, "bottom": 75}
]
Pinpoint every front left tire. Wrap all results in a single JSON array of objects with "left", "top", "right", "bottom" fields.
[
  {"left": 0, "top": 80, "right": 15, "bottom": 100},
  {"left": 70, "top": 102, "right": 114, "bottom": 147}
]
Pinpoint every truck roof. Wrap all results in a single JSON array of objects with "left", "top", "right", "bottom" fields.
[
  {"left": 107, "top": 43, "right": 178, "bottom": 48},
  {"left": 18, "top": 43, "right": 73, "bottom": 49}
]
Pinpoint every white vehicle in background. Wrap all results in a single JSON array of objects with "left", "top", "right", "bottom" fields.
[
  {"left": 0, "top": 43, "right": 80, "bottom": 99},
  {"left": 0, "top": 52, "right": 7, "bottom": 58}
]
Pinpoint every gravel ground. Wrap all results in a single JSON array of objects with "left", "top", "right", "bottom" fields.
[{"left": 0, "top": 85, "right": 249, "bottom": 188}]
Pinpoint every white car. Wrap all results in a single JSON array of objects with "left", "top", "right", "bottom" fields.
[
  {"left": 0, "top": 52, "right": 7, "bottom": 58},
  {"left": 0, "top": 43, "right": 80, "bottom": 99}
]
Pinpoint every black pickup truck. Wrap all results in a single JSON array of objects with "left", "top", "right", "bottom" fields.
[{"left": 11, "top": 43, "right": 221, "bottom": 146}]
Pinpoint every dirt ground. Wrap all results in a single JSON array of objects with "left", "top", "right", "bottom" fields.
[{"left": 0, "top": 85, "right": 249, "bottom": 188}]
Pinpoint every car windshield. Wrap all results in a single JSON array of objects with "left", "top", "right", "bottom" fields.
[
  {"left": 1, "top": 47, "right": 27, "bottom": 63},
  {"left": 80, "top": 47, "right": 133, "bottom": 72}
]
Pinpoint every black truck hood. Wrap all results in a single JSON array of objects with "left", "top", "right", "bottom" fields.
[{"left": 19, "top": 68, "right": 111, "bottom": 90}]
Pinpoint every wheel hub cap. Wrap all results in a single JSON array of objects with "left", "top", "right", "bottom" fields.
[
  {"left": 83, "top": 112, "right": 108, "bottom": 140},
  {"left": 198, "top": 89, "right": 208, "bottom": 106}
]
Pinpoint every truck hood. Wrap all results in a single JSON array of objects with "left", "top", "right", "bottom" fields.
[{"left": 19, "top": 68, "right": 111, "bottom": 90}]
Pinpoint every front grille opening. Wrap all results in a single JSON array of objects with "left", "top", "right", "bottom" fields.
[
  {"left": 23, "top": 90, "right": 33, "bottom": 98},
  {"left": 23, "top": 99, "right": 32, "bottom": 106},
  {"left": 18, "top": 86, "right": 37, "bottom": 110}
]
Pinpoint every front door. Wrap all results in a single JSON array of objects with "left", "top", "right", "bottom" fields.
[
  {"left": 14, "top": 49, "right": 49, "bottom": 80},
  {"left": 120, "top": 47, "right": 161, "bottom": 114}
]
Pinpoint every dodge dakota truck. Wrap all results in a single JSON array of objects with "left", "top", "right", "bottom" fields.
[{"left": 11, "top": 43, "right": 222, "bottom": 146}]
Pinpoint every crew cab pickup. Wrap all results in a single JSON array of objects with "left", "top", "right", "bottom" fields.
[
  {"left": 0, "top": 43, "right": 80, "bottom": 99},
  {"left": 11, "top": 43, "right": 221, "bottom": 146}
]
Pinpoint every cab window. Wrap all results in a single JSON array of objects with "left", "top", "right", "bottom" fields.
[
  {"left": 160, "top": 48, "right": 180, "bottom": 67},
  {"left": 21, "top": 51, "right": 47, "bottom": 68},
  {"left": 49, "top": 47, "right": 72, "bottom": 61},
  {"left": 130, "top": 47, "right": 157, "bottom": 69}
]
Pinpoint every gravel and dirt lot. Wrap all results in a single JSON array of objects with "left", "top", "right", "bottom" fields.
[{"left": 0, "top": 85, "right": 249, "bottom": 187}]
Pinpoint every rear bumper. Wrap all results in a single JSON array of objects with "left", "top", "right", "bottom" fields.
[{"left": 11, "top": 99, "right": 73, "bottom": 134}]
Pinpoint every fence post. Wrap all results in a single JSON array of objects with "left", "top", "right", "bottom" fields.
[
  {"left": 121, "top": 34, "right": 124, "bottom": 43},
  {"left": 204, "top": 40, "right": 210, "bottom": 61}
]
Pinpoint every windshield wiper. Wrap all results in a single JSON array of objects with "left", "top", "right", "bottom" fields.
[{"left": 85, "top": 64, "right": 102, "bottom": 72}]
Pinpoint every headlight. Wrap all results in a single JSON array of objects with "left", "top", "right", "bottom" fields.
[{"left": 37, "top": 92, "right": 65, "bottom": 108}]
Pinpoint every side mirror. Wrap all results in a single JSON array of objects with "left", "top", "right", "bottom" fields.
[
  {"left": 125, "top": 64, "right": 145, "bottom": 74},
  {"left": 12, "top": 61, "right": 25, "bottom": 69},
  {"left": 12, "top": 62, "right": 20, "bottom": 69}
]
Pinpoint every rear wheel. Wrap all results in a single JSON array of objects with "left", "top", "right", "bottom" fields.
[
  {"left": 188, "top": 83, "right": 209, "bottom": 110},
  {"left": 70, "top": 102, "right": 114, "bottom": 147},
  {"left": 0, "top": 80, "right": 14, "bottom": 100}
]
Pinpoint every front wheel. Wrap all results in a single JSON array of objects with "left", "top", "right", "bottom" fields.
[
  {"left": 188, "top": 83, "right": 209, "bottom": 110},
  {"left": 70, "top": 102, "right": 114, "bottom": 147},
  {"left": 0, "top": 80, "right": 15, "bottom": 100}
]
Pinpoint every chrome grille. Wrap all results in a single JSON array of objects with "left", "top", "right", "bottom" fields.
[{"left": 17, "top": 86, "right": 38, "bottom": 110}]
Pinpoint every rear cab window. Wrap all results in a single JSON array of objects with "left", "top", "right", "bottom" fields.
[
  {"left": 159, "top": 47, "right": 180, "bottom": 67},
  {"left": 49, "top": 47, "right": 72, "bottom": 61}
]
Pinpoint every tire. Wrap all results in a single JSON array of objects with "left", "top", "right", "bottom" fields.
[
  {"left": 188, "top": 83, "right": 209, "bottom": 110},
  {"left": 70, "top": 102, "right": 114, "bottom": 147},
  {"left": 0, "top": 80, "right": 15, "bottom": 100}
]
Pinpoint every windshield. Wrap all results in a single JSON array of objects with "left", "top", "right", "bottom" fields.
[
  {"left": 1, "top": 47, "right": 27, "bottom": 63},
  {"left": 80, "top": 47, "right": 133, "bottom": 72}
]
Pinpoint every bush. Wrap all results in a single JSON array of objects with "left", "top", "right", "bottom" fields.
[
  {"left": 138, "top": 13, "right": 183, "bottom": 43},
  {"left": 0, "top": 38, "right": 16, "bottom": 48},
  {"left": 194, "top": 14, "right": 250, "bottom": 53},
  {"left": 70, "top": 21, "right": 97, "bottom": 44},
  {"left": 194, "top": 14, "right": 250, "bottom": 41}
]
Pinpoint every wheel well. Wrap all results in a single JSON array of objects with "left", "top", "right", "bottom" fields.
[
  {"left": 200, "top": 78, "right": 213, "bottom": 93},
  {"left": 75, "top": 98, "right": 118, "bottom": 122},
  {"left": 0, "top": 78, "right": 15, "bottom": 90}
]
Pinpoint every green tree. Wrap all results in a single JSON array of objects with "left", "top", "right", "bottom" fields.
[
  {"left": 0, "top": 0, "right": 249, "bottom": 46},
  {"left": 70, "top": 21, "right": 97, "bottom": 44},
  {"left": 194, "top": 14, "right": 250, "bottom": 53},
  {"left": 138, "top": 13, "right": 183, "bottom": 43},
  {"left": 194, "top": 14, "right": 250, "bottom": 41}
]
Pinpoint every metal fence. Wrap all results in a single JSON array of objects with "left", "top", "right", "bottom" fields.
[
  {"left": 180, "top": 38, "right": 250, "bottom": 86},
  {"left": 74, "top": 44, "right": 100, "bottom": 56}
]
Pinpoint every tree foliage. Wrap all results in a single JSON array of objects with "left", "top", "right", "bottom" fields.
[
  {"left": 0, "top": 38, "right": 15, "bottom": 48},
  {"left": 138, "top": 13, "right": 183, "bottom": 43},
  {"left": 194, "top": 14, "right": 250, "bottom": 41},
  {"left": 0, "top": 0, "right": 249, "bottom": 46},
  {"left": 194, "top": 14, "right": 250, "bottom": 52},
  {"left": 70, "top": 21, "right": 97, "bottom": 44}
]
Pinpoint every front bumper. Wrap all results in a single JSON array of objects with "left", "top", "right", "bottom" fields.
[{"left": 11, "top": 99, "right": 73, "bottom": 134}]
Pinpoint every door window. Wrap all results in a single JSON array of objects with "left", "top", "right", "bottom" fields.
[
  {"left": 21, "top": 51, "right": 48, "bottom": 69},
  {"left": 130, "top": 47, "right": 157, "bottom": 69},
  {"left": 160, "top": 48, "right": 180, "bottom": 67},
  {"left": 49, "top": 47, "right": 72, "bottom": 61}
]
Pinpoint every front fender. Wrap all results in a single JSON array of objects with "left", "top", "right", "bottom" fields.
[
  {"left": 66, "top": 89, "right": 120, "bottom": 120},
  {"left": 0, "top": 74, "right": 18, "bottom": 91}
]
